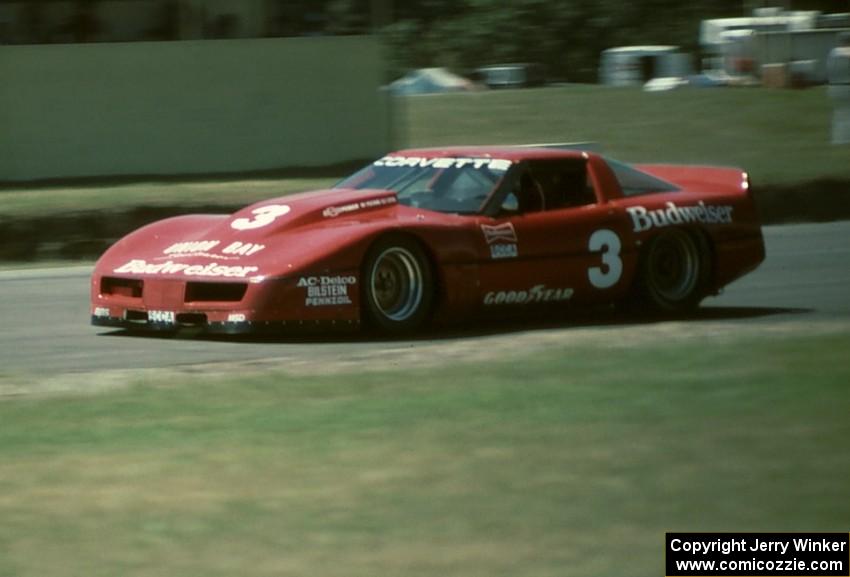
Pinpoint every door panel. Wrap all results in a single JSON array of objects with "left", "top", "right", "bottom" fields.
[{"left": 474, "top": 205, "right": 636, "bottom": 312}]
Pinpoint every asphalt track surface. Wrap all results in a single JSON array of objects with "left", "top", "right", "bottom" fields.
[{"left": 1, "top": 221, "right": 848, "bottom": 382}]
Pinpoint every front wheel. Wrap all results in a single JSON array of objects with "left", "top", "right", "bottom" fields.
[
  {"left": 362, "top": 236, "right": 434, "bottom": 333},
  {"left": 637, "top": 229, "right": 709, "bottom": 313}
]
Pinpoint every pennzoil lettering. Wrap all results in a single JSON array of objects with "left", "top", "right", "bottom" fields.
[{"left": 627, "top": 201, "right": 734, "bottom": 233}]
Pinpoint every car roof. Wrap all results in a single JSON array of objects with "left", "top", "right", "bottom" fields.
[{"left": 389, "top": 145, "right": 591, "bottom": 162}]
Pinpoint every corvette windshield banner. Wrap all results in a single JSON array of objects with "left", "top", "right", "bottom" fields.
[{"left": 374, "top": 156, "right": 512, "bottom": 171}]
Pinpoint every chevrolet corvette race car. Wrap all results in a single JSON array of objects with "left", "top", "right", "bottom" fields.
[{"left": 91, "top": 145, "right": 765, "bottom": 334}]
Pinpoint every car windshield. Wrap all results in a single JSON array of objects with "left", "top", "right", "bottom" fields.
[{"left": 335, "top": 155, "right": 512, "bottom": 214}]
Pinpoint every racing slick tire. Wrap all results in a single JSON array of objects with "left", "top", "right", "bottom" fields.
[
  {"left": 362, "top": 235, "right": 435, "bottom": 333},
  {"left": 636, "top": 228, "right": 710, "bottom": 313}
]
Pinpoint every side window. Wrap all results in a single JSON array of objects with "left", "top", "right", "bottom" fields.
[
  {"left": 526, "top": 159, "right": 597, "bottom": 210},
  {"left": 488, "top": 159, "right": 597, "bottom": 217},
  {"left": 500, "top": 192, "right": 519, "bottom": 213}
]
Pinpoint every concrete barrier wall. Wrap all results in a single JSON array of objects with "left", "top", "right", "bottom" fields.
[{"left": 0, "top": 36, "right": 390, "bottom": 181}]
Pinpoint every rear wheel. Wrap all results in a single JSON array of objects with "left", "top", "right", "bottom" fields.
[
  {"left": 637, "top": 229, "right": 708, "bottom": 313},
  {"left": 362, "top": 236, "right": 434, "bottom": 333}
]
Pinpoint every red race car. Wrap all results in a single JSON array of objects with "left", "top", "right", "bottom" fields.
[{"left": 90, "top": 145, "right": 765, "bottom": 334}]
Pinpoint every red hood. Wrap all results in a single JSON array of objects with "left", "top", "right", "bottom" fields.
[
  {"left": 229, "top": 187, "right": 399, "bottom": 233},
  {"left": 95, "top": 188, "right": 401, "bottom": 281}
]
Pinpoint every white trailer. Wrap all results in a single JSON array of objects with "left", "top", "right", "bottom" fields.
[{"left": 598, "top": 46, "right": 692, "bottom": 86}]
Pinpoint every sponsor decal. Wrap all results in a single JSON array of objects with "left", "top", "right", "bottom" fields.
[
  {"left": 148, "top": 310, "right": 175, "bottom": 324},
  {"left": 484, "top": 284, "right": 574, "bottom": 306},
  {"left": 323, "top": 196, "right": 397, "bottom": 218},
  {"left": 489, "top": 244, "right": 518, "bottom": 259},
  {"left": 161, "top": 240, "right": 265, "bottom": 258},
  {"left": 297, "top": 275, "right": 356, "bottom": 307},
  {"left": 115, "top": 259, "right": 259, "bottom": 278},
  {"left": 227, "top": 313, "right": 247, "bottom": 323},
  {"left": 231, "top": 204, "right": 291, "bottom": 230},
  {"left": 481, "top": 223, "right": 519, "bottom": 260},
  {"left": 223, "top": 242, "right": 265, "bottom": 256},
  {"left": 93, "top": 307, "right": 110, "bottom": 318},
  {"left": 374, "top": 156, "right": 513, "bottom": 172},
  {"left": 164, "top": 240, "right": 221, "bottom": 255},
  {"left": 481, "top": 223, "right": 518, "bottom": 244},
  {"left": 627, "top": 201, "right": 734, "bottom": 233}
]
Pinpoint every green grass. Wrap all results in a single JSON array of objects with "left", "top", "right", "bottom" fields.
[
  {"left": 401, "top": 85, "right": 850, "bottom": 186},
  {"left": 2, "top": 331, "right": 848, "bottom": 577},
  {"left": 0, "top": 177, "right": 336, "bottom": 219},
  {"left": 1, "top": 85, "right": 847, "bottom": 219}
]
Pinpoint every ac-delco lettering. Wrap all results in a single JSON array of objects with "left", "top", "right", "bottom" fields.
[
  {"left": 374, "top": 156, "right": 513, "bottom": 172},
  {"left": 484, "top": 285, "right": 574, "bottom": 306},
  {"left": 114, "top": 259, "right": 259, "bottom": 278},
  {"left": 298, "top": 276, "right": 356, "bottom": 307},
  {"left": 627, "top": 201, "right": 734, "bottom": 233}
]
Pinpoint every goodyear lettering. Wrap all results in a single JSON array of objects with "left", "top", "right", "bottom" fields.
[
  {"left": 114, "top": 259, "right": 259, "bottom": 278},
  {"left": 627, "top": 202, "right": 734, "bottom": 233},
  {"left": 484, "top": 285, "right": 574, "bottom": 306}
]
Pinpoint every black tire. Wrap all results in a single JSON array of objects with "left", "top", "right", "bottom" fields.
[
  {"left": 362, "top": 236, "right": 434, "bottom": 333},
  {"left": 637, "top": 229, "right": 709, "bottom": 313}
]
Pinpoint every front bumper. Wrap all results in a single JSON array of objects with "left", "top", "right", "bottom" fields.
[
  {"left": 91, "top": 312, "right": 360, "bottom": 335},
  {"left": 91, "top": 271, "right": 363, "bottom": 335}
]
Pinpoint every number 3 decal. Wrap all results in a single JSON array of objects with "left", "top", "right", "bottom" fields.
[
  {"left": 231, "top": 204, "right": 291, "bottom": 231},
  {"left": 588, "top": 229, "right": 623, "bottom": 289}
]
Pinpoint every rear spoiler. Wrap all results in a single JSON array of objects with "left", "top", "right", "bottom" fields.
[{"left": 516, "top": 141, "right": 601, "bottom": 153}]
